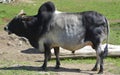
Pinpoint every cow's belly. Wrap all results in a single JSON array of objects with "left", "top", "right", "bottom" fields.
[
  {"left": 59, "top": 41, "right": 92, "bottom": 51},
  {"left": 49, "top": 32, "right": 93, "bottom": 51},
  {"left": 38, "top": 32, "right": 92, "bottom": 52},
  {"left": 52, "top": 38, "right": 92, "bottom": 51}
]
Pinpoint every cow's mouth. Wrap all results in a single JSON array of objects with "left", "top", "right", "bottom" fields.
[
  {"left": 8, "top": 31, "right": 13, "bottom": 35},
  {"left": 4, "top": 26, "right": 13, "bottom": 35}
]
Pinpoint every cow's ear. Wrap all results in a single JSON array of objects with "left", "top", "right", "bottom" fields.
[{"left": 37, "top": 1, "right": 55, "bottom": 15}]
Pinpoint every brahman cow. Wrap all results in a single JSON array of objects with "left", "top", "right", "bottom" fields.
[{"left": 4, "top": 1, "right": 109, "bottom": 74}]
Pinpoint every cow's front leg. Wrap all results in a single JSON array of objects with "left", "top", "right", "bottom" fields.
[
  {"left": 41, "top": 43, "right": 51, "bottom": 70},
  {"left": 48, "top": 51, "right": 51, "bottom": 61},
  {"left": 54, "top": 47, "right": 60, "bottom": 69}
]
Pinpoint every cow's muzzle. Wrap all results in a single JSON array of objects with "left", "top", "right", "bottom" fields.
[{"left": 4, "top": 26, "right": 12, "bottom": 35}]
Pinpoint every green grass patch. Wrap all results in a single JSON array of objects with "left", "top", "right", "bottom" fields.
[
  {"left": 106, "top": 57, "right": 120, "bottom": 67},
  {"left": 109, "top": 23, "right": 120, "bottom": 44},
  {"left": 0, "top": 0, "right": 120, "bottom": 24},
  {"left": 60, "top": 58, "right": 96, "bottom": 64},
  {"left": 105, "top": 57, "right": 120, "bottom": 74}
]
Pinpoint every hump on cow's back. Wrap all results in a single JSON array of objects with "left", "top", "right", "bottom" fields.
[{"left": 37, "top": 1, "right": 55, "bottom": 15}]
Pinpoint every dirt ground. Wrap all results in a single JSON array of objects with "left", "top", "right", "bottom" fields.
[{"left": 0, "top": 30, "right": 117, "bottom": 75}]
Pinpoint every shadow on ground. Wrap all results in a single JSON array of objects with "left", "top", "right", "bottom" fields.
[
  {"left": 21, "top": 48, "right": 43, "bottom": 54},
  {"left": 0, "top": 66, "right": 96, "bottom": 75}
]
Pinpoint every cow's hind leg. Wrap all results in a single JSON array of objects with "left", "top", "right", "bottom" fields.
[
  {"left": 92, "top": 45, "right": 104, "bottom": 74},
  {"left": 54, "top": 47, "right": 60, "bottom": 69},
  {"left": 92, "top": 56, "right": 99, "bottom": 71},
  {"left": 41, "top": 43, "right": 51, "bottom": 70}
]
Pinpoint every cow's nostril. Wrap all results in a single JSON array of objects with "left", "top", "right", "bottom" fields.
[
  {"left": 4, "top": 26, "right": 8, "bottom": 31},
  {"left": 4, "top": 27, "right": 7, "bottom": 31},
  {"left": 4, "top": 26, "right": 12, "bottom": 35}
]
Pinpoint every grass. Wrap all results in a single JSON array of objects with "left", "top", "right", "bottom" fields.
[
  {"left": 60, "top": 58, "right": 96, "bottom": 64},
  {"left": 0, "top": 0, "right": 120, "bottom": 24},
  {"left": 0, "top": 57, "right": 120, "bottom": 75},
  {"left": 105, "top": 57, "right": 120, "bottom": 74},
  {"left": 109, "top": 23, "right": 120, "bottom": 44}
]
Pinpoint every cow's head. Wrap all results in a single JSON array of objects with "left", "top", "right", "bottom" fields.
[
  {"left": 4, "top": 10, "right": 32, "bottom": 36},
  {"left": 4, "top": 1, "right": 55, "bottom": 37}
]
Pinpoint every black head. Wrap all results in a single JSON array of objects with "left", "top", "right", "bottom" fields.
[{"left": 4, "top": 10, "right": 33, "bottom": 37}]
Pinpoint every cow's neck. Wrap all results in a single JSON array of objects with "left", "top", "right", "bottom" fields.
[
  {"left": 29, "top": 38, "right": 39, "bottom": 49},
  {"left": 24, "top": 17, "right": 39, "bottom": 49},
  {"left": 25, "top": 33, "right": 39, "bottom": 49}
]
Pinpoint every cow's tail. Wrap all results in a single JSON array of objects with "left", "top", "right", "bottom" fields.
[{"left": 103, "top": 18, "right": 110, "bottom": 58}]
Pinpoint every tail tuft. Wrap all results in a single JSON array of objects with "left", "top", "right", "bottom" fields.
[{"left": 103, "top": 44, "right": 108, "bottom": 58}]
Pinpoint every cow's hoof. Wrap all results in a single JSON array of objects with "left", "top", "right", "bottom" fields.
[
  {"left": 41, "top": 66, "right": 47, "bottom": 71},
  {"left": 91, "top": 67, "right": 97, "bottom": 71},
  {"left": 54, "top": 65, "right": 60, "bottom": 69},
  {"left": 98, "top": 71, "right": 103, "bottom": 74},
  {"left": 98, "top": 69, "right": 103, "bottom": 74}
]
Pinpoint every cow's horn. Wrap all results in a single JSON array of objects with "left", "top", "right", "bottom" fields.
[{"left": 18, "top": 9, "right": 26, "bottom": 15}]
